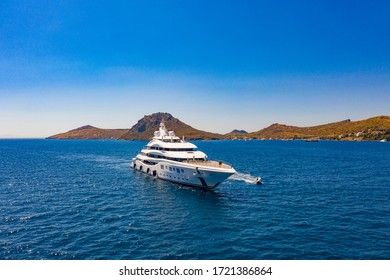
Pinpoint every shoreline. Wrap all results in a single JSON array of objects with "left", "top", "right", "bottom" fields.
[{"left": 1, "top": 138, "right": 387, "bottom": 142}]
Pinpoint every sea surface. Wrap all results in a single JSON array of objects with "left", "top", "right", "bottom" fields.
[{"left": 1, "top": 139, "right": 389, "bottom": 260}]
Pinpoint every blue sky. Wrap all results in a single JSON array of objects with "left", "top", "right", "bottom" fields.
[{"left": 1, "top": 0, "right": 389, "bottom": 137}]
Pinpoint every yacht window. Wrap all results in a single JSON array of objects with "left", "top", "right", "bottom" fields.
[
  {"left": 181, "top": 169, "right": 184, "bottom": 173},
  {"left": 161, "top": 148, "right": 195, "bottom": 152},
  {"left": 169, "top": 167, "right": 172, "bottom": 171},
  {"left": 160, "top": 165, "right": 164, "bottom": 169},
  {"left": 177, "top": 169, "right": 180, "bottom": 173}
]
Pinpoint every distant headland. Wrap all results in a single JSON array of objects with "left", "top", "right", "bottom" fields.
[{"left": 47, "top": 112, "right": 390, "bottom": 141}]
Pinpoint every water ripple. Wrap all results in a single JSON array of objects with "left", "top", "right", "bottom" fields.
[{"left": 0, "top": 139, "right": 389, "bottom": 259}]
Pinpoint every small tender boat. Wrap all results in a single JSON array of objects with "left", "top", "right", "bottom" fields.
[{"left": 254, "top": 177, "right": 262, "bottom": 184}]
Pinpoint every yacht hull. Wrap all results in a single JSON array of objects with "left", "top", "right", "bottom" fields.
[{"left": 131, "top": 158, "right": 235, "bottom": 188}]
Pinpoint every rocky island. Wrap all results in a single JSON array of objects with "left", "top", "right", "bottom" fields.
[
  {"left": 48, "top": 112, "right": 223, "bottom": 140},
  {"left": 248, "top": 116, "right": 390, "bottom": 141},
  {"left": 48, "top": 113, "right": 390, "bottom": 141}
]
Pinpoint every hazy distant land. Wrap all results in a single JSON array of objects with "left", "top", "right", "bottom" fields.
[{"left": 47, "top": 113, "right": 390, "bottom": 141}]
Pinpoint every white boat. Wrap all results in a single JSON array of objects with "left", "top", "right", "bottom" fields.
[{"left": 131, "top": 122, "right": 236, "bottom": 188}]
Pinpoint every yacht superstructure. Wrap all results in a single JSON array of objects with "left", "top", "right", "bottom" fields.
[{"left": 131, "top": 122, "right": 235, "bottom": 188}]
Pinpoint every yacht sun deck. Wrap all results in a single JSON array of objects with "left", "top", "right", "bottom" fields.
[{"left": 182, "top": 160, "right": 233, "bottom": 169}]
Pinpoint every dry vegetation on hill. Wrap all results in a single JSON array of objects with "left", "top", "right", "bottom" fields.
[
  {"left": 48, "top": 114, "right": 390, "bottom": 141},
  {"left": 248, "top": 116, "right": 390, "bottom": 140},
  {"left": 47, "top": 126, "right": 127, "bottom": 140}
]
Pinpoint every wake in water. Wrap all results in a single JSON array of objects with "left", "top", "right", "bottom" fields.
[
  {"left": 229, "top": 172, "right": 262, "bottom": 184},
  {"left": 58, "top": 154, "right": 130, "bottom": 171}
]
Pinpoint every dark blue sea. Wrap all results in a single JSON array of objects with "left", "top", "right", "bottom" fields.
[{"left": 1, "top": 139, "right": 389, "bottom": 260}]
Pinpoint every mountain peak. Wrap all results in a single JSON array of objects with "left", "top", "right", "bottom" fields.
[
  {"left": 148, "top": 112, "right": 174, "bottom": 119},
  {"left": 71, "top": 125, "right": 96, "bottom": 131},
  {"left": 226, "top": 129, "right": 248, "bottom": 135},
  {"left": 120, "top": 112, "right": 223, "bottom": 140},
  {"left": 127, "top": 112, "right": 181, "bottom": 134}
]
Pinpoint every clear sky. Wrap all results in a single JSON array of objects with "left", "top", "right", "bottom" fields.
[{"left": 1, "top": 0, "right": 389, "bottom": 137}]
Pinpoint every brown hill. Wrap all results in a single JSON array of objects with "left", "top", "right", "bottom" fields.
[
  {"left": 225, "top": 129, "right": 248, "bottom": 135},
  {"left": 119, "top": 112, "right": 224, "bottom": 140},
  {"left": 47, "top": 125, "right": 127, "bottom": 140},
  {"left": 47, "top": 114, "right": 390, "bottom": 141},
  {"left": 225, "top": 129, "right": 251, "bottom": 139},
  {"left": 249, "top": 116, "right": 390, "bottom": 140},
  {"left": 48, "top": 113, "right": 224, "bottom": 140}
]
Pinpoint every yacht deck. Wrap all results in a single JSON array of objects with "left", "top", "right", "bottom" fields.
[{"left": 183, "top": 160, "right": 233, "bottom": 169}]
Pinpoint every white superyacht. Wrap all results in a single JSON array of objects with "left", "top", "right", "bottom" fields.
[{"left": 131, "top": 122, "right": 236, "bottom": 188}]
